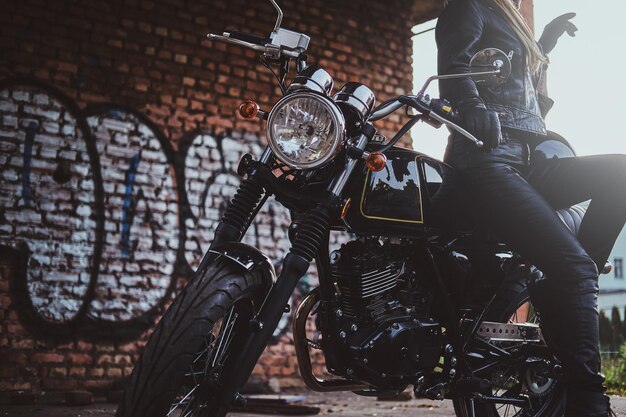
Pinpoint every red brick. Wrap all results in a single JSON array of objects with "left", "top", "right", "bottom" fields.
[
  {"left": 68, "top": 353, "right": 92, "bottom": 365},
  {"left": 49, "top": 367, "right": 68, "bottom": 377},
  {"left": 113, "top": 354, "right": 132, "bottom": 365},
  {"left": 88, "top": 367, "right": 105, "bottom": 378},
  {"left": 69, "top": 367, "right": 86, "bottom": 377},
  {"left": 76, "top": 341, "right": 93, "bottom": 352},
  {"left": 3, "top": 351, "right": 28, "bottom": 365},
  {"left": 32, "top": 353, "right": 65, "bottom": 363},
  {"left": 96, "top": 354, "right": 114, "bottom": 365},
  {"left": 57, "top": 62, "right": 77, "bottom": 73},
  {"left": 0, "top": 381, "right": 31, "bottom": 391},
  {"left": 84, "top": 379, "right": 112, "bottom": 390}
]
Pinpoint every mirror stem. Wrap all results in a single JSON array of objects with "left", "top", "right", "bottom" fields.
[
  {"left": 417, "top": 69, "right": 501, "bottom": 97},
  {"left": 269, "top": 0, "right": 283, "bottom": 33}
]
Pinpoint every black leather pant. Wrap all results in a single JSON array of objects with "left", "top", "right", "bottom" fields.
[{"left": 460, "top": 154, "right": 626, "bottom": 416}]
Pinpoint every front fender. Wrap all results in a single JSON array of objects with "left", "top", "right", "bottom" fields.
[{"left": 207, "top": 242, "right": 276, "bottom": 292}]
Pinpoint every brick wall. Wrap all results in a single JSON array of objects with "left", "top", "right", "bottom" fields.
[{"left": 0, "top": 0, "right": 444, "bottom": 395}]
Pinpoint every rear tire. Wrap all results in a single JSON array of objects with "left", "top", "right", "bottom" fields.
[
  {"left": 454, "top": 275, "right": 566, "bottom": 417},
  {"left": 116, "top": 258, "right": 267, "bottom": 417}
]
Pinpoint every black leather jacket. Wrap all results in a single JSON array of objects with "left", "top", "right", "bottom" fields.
[{"left": 436, "top": 0, "right": 548, "bottom": 136}]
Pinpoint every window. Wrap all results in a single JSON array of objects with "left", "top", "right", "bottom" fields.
[{"left": 615, "top": 258, "right": 624, "bottom": 279}]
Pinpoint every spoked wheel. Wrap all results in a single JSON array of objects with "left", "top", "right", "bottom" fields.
[
  {"left": 116, "top": 259, "right": 268, "bottom": 417},
  {"left": 168, "top": 300, "right": 252, "bottom": 417},
  {"left": 485, "top": 301, "right": 561, "bottom": 417},
  {"left": 454, "top": 279, "right": 565, "bottom": 417}
]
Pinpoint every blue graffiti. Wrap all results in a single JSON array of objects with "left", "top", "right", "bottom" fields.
[
  {"left": 20, "top": 122, "right": 38, "bottom": 207},
  {"left": 120, "top": 151, "right": 142, "bottom": 259}
]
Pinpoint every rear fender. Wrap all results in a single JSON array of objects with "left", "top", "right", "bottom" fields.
[{"left": 207, "top": 242, "right": 276, "bottom": 293}]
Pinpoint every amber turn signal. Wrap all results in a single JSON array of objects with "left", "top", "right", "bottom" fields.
[
  {"left": 365, "top": 152, "right": 387, "bottom": 172},
  {"left": 239, "top": 100, "right": 259, "bottom": 120}
]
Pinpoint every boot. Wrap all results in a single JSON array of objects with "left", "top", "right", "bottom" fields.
[{"left": 528, "top": 275, "right": 611, "bottom": 417}]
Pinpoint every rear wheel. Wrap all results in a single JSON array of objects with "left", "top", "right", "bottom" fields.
[
  {"left": 116, "top": 258, "right": 267, "bottom": 417},
  {"left": 454, "top": 278, "right": 565, "bottom": 417}
]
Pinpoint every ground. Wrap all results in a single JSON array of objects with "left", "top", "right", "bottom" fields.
[{"left": 1, "top": 391, "right": 625, "bottom": 417}]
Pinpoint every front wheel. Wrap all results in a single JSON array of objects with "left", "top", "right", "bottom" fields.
[
  {"left": 116, "top": 258, "right": 267, "bottom": 417},
  {"left": 454, "top": 277, "right": 566, "bottom": 417}
]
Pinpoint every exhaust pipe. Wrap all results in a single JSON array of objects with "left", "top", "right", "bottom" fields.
[{"left": 293, "top": 287, "right": 369, "bottom": 392}]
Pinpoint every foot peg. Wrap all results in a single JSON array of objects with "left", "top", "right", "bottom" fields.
[
  {"left": 422, "top": 382, "right": 448, "bottom": 400},
  {"left": 455, "top": 378, "right": 492, "bottom": 395}
]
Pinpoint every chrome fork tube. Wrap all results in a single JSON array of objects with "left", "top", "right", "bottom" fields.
[
  {"left": 259, "top": 146, "right": 273, "bottom": 164},
  {"left": 328, "top": 134, "right": 368, "bottom": 197}
]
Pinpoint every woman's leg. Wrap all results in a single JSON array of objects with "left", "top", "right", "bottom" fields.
[
  {"left": 523, "top": 154, "right": 626, "bottom": 416},
  {"left": 462, "top": 162, "right": 609, "bottom": 416},
  {"left": 525, "top": 154, "right": 626, "bottom": 269}
]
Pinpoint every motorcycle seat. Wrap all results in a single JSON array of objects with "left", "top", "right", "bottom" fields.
[
  {"left": 468, "top": 204, "right": 587, "bottom": 242},
  {"left": 555, "top": 204, "right": 587, "bottom": 237}
]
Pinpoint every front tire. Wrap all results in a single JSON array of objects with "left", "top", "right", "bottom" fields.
[{"left": 116, "top": 258, "right": 267, "bottom": 417}]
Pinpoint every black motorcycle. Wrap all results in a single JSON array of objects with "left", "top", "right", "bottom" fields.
[{"left": 117, "top": 2, "right": 586, "bottom": 417}]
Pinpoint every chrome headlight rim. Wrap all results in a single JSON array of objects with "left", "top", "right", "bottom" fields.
[{"left": 266, "top": 91, "right": 345, "bottom": 170}]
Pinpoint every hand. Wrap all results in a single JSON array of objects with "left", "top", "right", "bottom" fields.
[
  {"left": 461, "top": 106, "right": 501, "bottom": 150},
  {"left": 538, "top": 12, "right": 578, "bottom": 55}
]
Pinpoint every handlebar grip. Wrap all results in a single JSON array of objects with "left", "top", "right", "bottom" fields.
[
  {"left": 429, "top": 98, "right": 462, "bottom": 125},
  {"left": 427, "top": 99, "right": 484, "bottom": 148},
  {"left": 229, "top": 31, "right": 270, "bottom": 46}
]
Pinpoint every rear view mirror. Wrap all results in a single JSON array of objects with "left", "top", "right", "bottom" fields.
[{"left": 470, "top": 48, "right": 511, "bottom": 88}]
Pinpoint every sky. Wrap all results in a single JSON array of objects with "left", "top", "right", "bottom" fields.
[{"left": 411, "top": 0, "right": 626, "bottom": 160}]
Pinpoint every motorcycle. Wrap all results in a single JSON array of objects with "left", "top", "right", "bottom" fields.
[{"left": 116, "top": 2, "right": 583, "bottom": 416}]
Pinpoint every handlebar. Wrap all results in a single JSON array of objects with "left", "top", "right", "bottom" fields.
[
  {"left": 369, "top": 95, "right": 483, "bottom": 148},
  {"left": 368, "top": 99, "right": 405, "bottom": 122},
  {"left": 228, "top": 30, "right": 270, "bottom": 46},
  {"left": 207, "top": 30, "right": 306, "bottom": 60},
  {"left": 428, "top": 111, "right": 483, "bottom": 148}
]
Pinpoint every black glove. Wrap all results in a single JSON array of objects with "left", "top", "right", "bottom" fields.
[
  {"left": 461, "top": 105, "right": 502, "bottom": 150},
  {"left": 538, "top": 12, "right": 577, "bottom": 55}
]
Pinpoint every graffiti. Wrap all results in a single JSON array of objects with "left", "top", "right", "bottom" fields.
[
  {"left": 20, "top": 122, "right": 37, "bottom": 206},
  {"left": 84, "top": 107, "right": 180, "bottom": 324},
  {"left": 179, "top": 131, "right": 291, "bottom": 270},
  {"left": 0, "top": 77, "right": 298, "bottom": 341},
  {"left": 120, "top": 151, "right": 142, "bottom": 259},
  {"left": 0, "top": 80, "right": 102, "bottom": 331}
]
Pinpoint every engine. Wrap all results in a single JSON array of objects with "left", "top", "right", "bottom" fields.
[{"left": 322, "top": 239, "right": 443, "bottom": 388}]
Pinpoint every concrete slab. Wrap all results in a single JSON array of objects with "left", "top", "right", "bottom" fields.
[{"left": 0, "top": 391, "right": 624, "bottom": 417}]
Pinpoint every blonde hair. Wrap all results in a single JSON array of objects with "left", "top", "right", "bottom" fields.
[
  {"left": 489, "top": 0, "right": 548, "bottom": 72},
  {"left": 442, "top": 0, "right": 548, "bottom": 72}
]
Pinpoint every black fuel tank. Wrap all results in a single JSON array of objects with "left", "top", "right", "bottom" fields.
[{"left": 342, "top": 147, "right": 462, "bottom": 238}]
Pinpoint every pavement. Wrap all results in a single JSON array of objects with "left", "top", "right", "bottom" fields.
[{"left": 0, "top": 391, "right": 625, "bottom": 417}]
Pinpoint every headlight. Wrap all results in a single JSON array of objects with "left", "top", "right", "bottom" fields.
[{"left": 267, "top": 91, "right": 345, "bottom": 170}]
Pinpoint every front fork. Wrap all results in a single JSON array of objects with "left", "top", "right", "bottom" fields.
[
  {"left": 206, "top": 133, "right": 371, "bottom": 407},
  {"left": 210, "top": 190, "right": 332, "bottom": 407},
  {"left": 219, "top": 206, "right": 331, "bottom": 406}
]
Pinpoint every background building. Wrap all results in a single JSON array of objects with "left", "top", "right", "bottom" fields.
[
  {"left": 0, "top": 0, "right": 448, "bottom": 395},
  {"left": 600, "top": 232, "right": 626, "bottom": 318}
]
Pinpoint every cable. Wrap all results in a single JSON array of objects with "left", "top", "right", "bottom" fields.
[
  {"left": 378, "top": 115, "right": 423, "bottom": 153},
  {"left": 259, "top": 57, "right": 287, "bottom": 94}
]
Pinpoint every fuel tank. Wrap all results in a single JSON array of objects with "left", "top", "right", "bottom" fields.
[{"left": 342, "top": 146, "right": 463, "bottom": 238}]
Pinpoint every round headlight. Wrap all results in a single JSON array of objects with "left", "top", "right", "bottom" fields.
[{"left": 267, "top": 92, "right": 345, "bottom": 170}]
